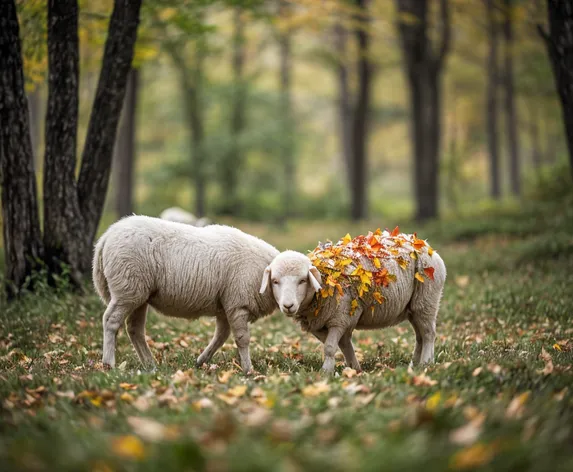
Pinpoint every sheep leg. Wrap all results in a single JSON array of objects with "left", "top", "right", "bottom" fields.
[
  {"left": 312, "top": 329, "right": 361, "bottom": 371},
  {"left": 197, "top": 316, "right": 231, "bottom": 367},
  {"left": 102, "top": 301, "right": 133, "bottom": 368},
  {"left": 408, "top": 315, "right": 424, "bottom": 366},
  {"left": 338, "top": 331, "right": 361, "bottom": 371},
  {"left": 228, "top": 309, "right": 253, "bottom": 374},
  {"left": 409, "top": 313, "right": 436, "bottom": 365},
  {"left": 321, "top": 327, "right": 345, "bottom": 374},
  {"left": 126, "top": 304, "right": 156, "bottom": 370}
]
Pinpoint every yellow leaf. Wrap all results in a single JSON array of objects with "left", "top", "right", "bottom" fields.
[
  {"left": 426, "top": 391, "right": 441, "bottom": 411},
  {"left": 302, "top": 381, "right": 330, "bottom": 397},
  {"left": 415, "top": 272, "right": 425, "bottom": 283},
  {"left": 228, "top": 385, "right": 247, "bottom": 397},
  {"left": 505, "top": 391, "right": 530, "bottom": 419},
  {"left": 450, "top": 442, "right": 495, "bottom": 470},
  {"left": 111, "top": 435, "right": 146, "bottom": 460},
  {"left": 373, "top": 292, "right": 384, "bottom": 304},
  {"left": 218, "top": 370, "right": 235, "bottom": 384},
  {"left": 339, "top": 258, "right": 353, "bottom": 266},
  {"left": 342, "top": 233, "right": 352, "bottom": 244},
  {"left": 90, "top": 397, "right": 103, "bottom": 407},
  {"left": 553, "top": 343, "right": 562, "bottom": 351},
  {"left": 120, "top": 393, "right": 134, "bottom": 403},
  {"left": 410, "top": 251, "right": 418, "bottom": 260},
  {"left": 428, "top": 246, "right": 434, "bottom": 256}
]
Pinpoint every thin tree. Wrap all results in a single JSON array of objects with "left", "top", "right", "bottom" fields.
[
  {"left": 220, "top": 7, "right": 246, "bottom": 216},
  {"left": 278, "top": 0, "right": 295, "bottom": 222},
  {"left": 114, "top": 68, "right": 140, "bottom": 218},
  {"left": 396, "top": 0, "right": 451, "bottom": 221},
  {"left": 502, "top": 0, "right": 520, "bottom": 196},
  {"left": 485, "top": 0, "right": 501, "bottom": 198},
  {"left": 350, "top": 0, "right": 372, "bottom": 221},
  {"left": 539, "top": 0, "right": 573, "bottom": 178},
  {"left": 0, "top": 0, "right": 44, "bottom": 298}
]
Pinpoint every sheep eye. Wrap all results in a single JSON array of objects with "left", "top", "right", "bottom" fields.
[
  {"left": 299, "top": 279, "right": 307, "bottom": 285},
  {"left": 272, "top": 279, "right": 279, "bottom": 285}
]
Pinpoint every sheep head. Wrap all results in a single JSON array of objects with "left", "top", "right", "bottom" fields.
[{"left": 259, "top": 250, "right": 322, "bottom": 316}]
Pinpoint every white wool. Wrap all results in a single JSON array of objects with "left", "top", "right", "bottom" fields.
[
  {"left": 159, "top": 207, "right": 197, "bottom": 225},
  {"left": 263, "top": 239, "right": 447, "bottom": 373},
  {"left": 93, "top": 215, "right": 279, "bottom": 372}
]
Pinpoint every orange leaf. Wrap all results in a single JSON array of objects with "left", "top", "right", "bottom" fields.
[
  {"left": 413, "top": 238, "right": 426, "bottom": 250},
  {"left": 391, "top": 226, "right": 400, "bottom": 237},
  {"left": 424, "top": 267, "right": 435, "bottom": 281},
  {"left": 415, "top": 272, "right": 425, "bottom": 283}
]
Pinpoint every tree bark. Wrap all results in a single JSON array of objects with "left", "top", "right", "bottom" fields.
[
  {"left": 220, "top": 8, "right": 246, "bottom": 216},
  {"left": 486, "top": 0, "right": 501, "bottom": 198},
  {"left": 502, "top": 0, "right": 521, "bottom": 196},
  {"left": 350, "top": 0, "right": 371, "bottom": 221},
  {"left": 396, "top": 0, "right": 451, "bottom": 222},
  {"left": 279, "top": 0, "right": 295, "bottom": 222},
  {"left": 334, "top": 22, "right": 354, "bottom": 195},
  {"left": 77, "top": 0, "right": 142, "bottom": 270},
  {"left": 0, "top": 0, "right": 43, "bottom": 298},
  {"left": 28, "top": 87, "right": 42, "bottom": 169},
  {"left": 114, "top": 67, "right": 139, "bottom": 218},
  {"left": 43, "top": 0, "right": 84, "bottom": 285},
  {"left": 539, "top": 0, "right": 573, "bottom": 178}
]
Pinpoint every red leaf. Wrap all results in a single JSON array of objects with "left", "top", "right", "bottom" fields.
[
  {"left": 391, "top": 226, "right": 400, "bottom": 237},
  {"left": 423, "top": 267, "right": 435, "bottom": 281}
]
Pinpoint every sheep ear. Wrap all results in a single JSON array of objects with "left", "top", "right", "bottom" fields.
[
  {"left": 308, "top": 266, "right": 322, "bottom": 292},
  {"left": 259, "top": 266, "right": 271, "bottom": 294}
]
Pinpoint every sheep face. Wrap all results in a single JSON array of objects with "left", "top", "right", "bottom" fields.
[{"left": 259, "top": 251, "right": 322, "bottom": 316}]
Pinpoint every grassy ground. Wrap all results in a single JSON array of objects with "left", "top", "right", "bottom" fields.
[{"left": 1, "top": 186, "right": 573, "bottom": 471}]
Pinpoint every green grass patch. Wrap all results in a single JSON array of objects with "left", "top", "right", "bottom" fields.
[{"left": 1, "top": 191, "right": 573, "bottom": 471}]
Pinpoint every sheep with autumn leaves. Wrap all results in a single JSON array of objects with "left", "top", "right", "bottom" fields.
[
  {"left": 259, "top": 227, "right": 446, "bottom": 373},
  {"left": 93, "top": 215, "right": 279, "bottom": 373}
]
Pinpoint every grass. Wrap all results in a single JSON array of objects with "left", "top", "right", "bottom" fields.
[{"left": 1, "top": 186, "right": 573, "bottom": 471}]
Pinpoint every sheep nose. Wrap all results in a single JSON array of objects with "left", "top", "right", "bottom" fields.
[{"left": 283, "top": 303, "right": 294, "bottom": 310}]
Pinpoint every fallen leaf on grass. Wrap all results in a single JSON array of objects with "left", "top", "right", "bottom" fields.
[
  {"left": 228, "top": 385, "right": 247, "bottom": 397},
  {"left": 505, "top": 392, "right": 530, "bottom": 419},
  {"left": 472, "top": 367, "right": 482, "bottom": 377},
  {"left": 127, "top": 416, "right": 179, "bottom": 442},
  {"left": 426, "top": 392, "right": 441, "bottom": 411},
  {"left": 302, "top": 381, "right": 330, "bottom": 397},
  {"left": 171, "top": 369, "right": 195, "bottom": 385},
  {"left": 449, "top": 413, "right": 485, "bottom": 446},
  {"left": 111, "top": 435, "right": 146, "bottom": 460},
  {"left": 192, "top": 398, "right": 214, "bottom": 411},
  {"left": 342, "top": 368, "right": 358, "bottom": 378},
  {"left": 553, "top": 343, "right": 562, "bottom": 352},
  {"left": 241, "top": 406, "right": 271, "bottom": 427},
  {"left": 218, "top": 370, "right": 235, "bottom": 384},
  {"left": 450, "top": 442, "right": 495, "bottom": 470},
  {"left": 408, "top": 366, "right": 438, "bottom": 386},
  {"left": 119, "top": 383, "right": 137, "bottom": 390},
  {"left": 117, "top": 361, "right": 127, "bottom": 371},
  {"left": 455, "top": 275, "right": 470, "bottom": 289},
  {"left": 538, "top": 348, "right": 554, "bottom": 375}
]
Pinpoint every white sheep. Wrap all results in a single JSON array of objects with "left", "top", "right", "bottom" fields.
[
  {"left": 159, "top": 207, "right": 198, "bottom": 225},
  {"left": 93, "top": 215, "right": 279, "bottom": 373},
  {"left": 259, "top": 230, "right": 446, "bottom": 373},
  {"left": 159, "top": 207, "right": 213, "bottom": 227}
]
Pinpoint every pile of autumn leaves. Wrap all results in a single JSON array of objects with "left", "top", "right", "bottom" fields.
[{"left": 308, "top": 227, "right": 436, "bottom": 315}]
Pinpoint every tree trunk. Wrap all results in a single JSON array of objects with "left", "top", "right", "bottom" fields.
[
  {"left": 28, "top": 87, "right": 42, "bottom": 169},
  {"left": 0, "top": 0, "right": 44, "bottom": 298},
  {"left": 530, "top": 105, "right": 542, "bottom": 169},
  {"left": 114, "top": 67, "right": 139, "bottom": 218},
  {"left": 503, "top": 0, "right": 521, "bottom": 196},
  {"left": 334, "top": 21, "right": 354, "bottom": 200},
  {"left": 396, "top": 0, "right": 451, "bottom": 222},
  {"left": 486, "top": 0, "right": 501, "bottom": 198},
  {"left": 76, "top": 0, "right": 142, "bottom": 270},
  {"left": 220, "top": 8, "right": 246, "bottom": 216},
  {"left": 350, "top": 0, "right": 371, "bottom": 221},
  {"left": 43, "top": 0, "right": 84, "bottom": 286},
  {"left": 279, "top": 0, "right": 295, "bottom": 222},
  {"left": 539, "top": 0, "right": 573, "bottom": 177}
]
